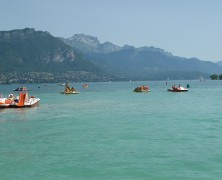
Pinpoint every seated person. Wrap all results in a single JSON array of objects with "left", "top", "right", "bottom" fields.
[
  {"left": 8, "top": 94, "right": 15, "bottom": 100},
  {"left": 71, "top": 87, "right": 75, "bottom": 92}
]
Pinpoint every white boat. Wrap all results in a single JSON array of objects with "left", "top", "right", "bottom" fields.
[
  {"left": 0, "top": 92, "right": 40, "bottom": 108},
  {"left": 24, "top": 96, "right": 40, "bottom": 107},
  {"left": 168, "top": 86, "right": 188, "bottom": 92}
]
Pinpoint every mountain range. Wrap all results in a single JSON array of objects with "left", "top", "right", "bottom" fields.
[
  {"left": 0, "top": 28, "right": 222, "bottom": 83},
  {"left": 62, "top": 34, "right": 222, "bottom": 80},
  {"left": 0, "top": 28, "right": 109, "bottom": 83}
]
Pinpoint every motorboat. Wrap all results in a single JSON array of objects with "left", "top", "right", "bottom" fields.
[
  {"left": 167, "top": 86, "right": 188, "bottom": 92},
  {"left": 133, "top": 85, "right": 150, "bottom": 92},
  {"left": 0, "top": 92, "right": 40, "bottom": 108}
]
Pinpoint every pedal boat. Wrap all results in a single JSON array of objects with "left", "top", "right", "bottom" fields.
[
  {"left": 133, "top": 86, "right": 150, "bottom": 92},
  {"left": 167, "top": 87, "right": 188, "bottom": 92},
  {"left": 61, "top": 91, "right": 79, "bottom": 94},
  {"left": 0, "top": 92, "right": 40, "bottom": 108}
]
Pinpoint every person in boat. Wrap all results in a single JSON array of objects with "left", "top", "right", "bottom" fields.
[
  {"left": 8, "top": 94, "right": 15, "bottom": 101},
  {"left": 71, "top": 87, "right": 75, "bottom": 92},
  {"left": 65, "top": 83, "right": 69, "bottom": 89},
  {"left": 65, "top": 83, "right": 71, "bottom": 93},
  {"left": 143, "top": 85, "right": 145, "bottom": 90},
  {"left": 134, "top": 86, "right": 140, "bottom": 91}
]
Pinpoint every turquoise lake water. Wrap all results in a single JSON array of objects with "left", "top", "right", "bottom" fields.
[{"left": 1, "top": 80, "right": 222, "bottom": 179}]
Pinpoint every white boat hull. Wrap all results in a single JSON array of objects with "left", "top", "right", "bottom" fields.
[{"left": 0, "top": 93, "right": 40, "bottom": 108}]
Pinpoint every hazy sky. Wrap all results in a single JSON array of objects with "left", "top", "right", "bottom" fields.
[{"left": 1, "top": 0, "right": 222, "bottom": 62}]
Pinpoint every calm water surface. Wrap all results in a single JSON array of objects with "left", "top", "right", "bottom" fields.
[{"left": 1, "top": 80, "right": 222, "bottom": 179}]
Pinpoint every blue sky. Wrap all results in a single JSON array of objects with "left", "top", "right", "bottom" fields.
[{"left": 1, "top": 0, "right": 222, "bottom": 62}]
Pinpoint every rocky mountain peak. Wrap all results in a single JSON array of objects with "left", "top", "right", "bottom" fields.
[
  {"left": 65, "top": 34, "right": 121, "bottom": 53},
  {"left": 0, "top": 28, "right": 51, "bottom": 42},
  {"left": 68, "top": 34, "right": 100, "bottom": 48}
]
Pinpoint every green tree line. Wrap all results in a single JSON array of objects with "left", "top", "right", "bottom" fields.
[{"left": 210, "top": 74, "right": 222, "bottom": 80}]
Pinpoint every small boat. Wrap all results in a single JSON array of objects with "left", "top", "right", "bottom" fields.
[
  {"left": 61, "top": 91, "right": 79, "bottom": 94},
  {"left": 133, "top": 85, "right": 150, "bottom": 92},
  {"left": 82, "top": 84, "right": 88, "bottom": 88},
  {"left": 168, "top": 86, "right": 188, "bottom": 92},
  {"left": 0, "top": 92, "right": 40, "bottom": 108},
  {"left": 13, "top": 87, "right": 28, "bottom": 91},
  {"left": 61, "top": 83, "right": 79, "bottom": 94},
  {"left": 134, "top": 89, "right": 151, "bottom": 92}
]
